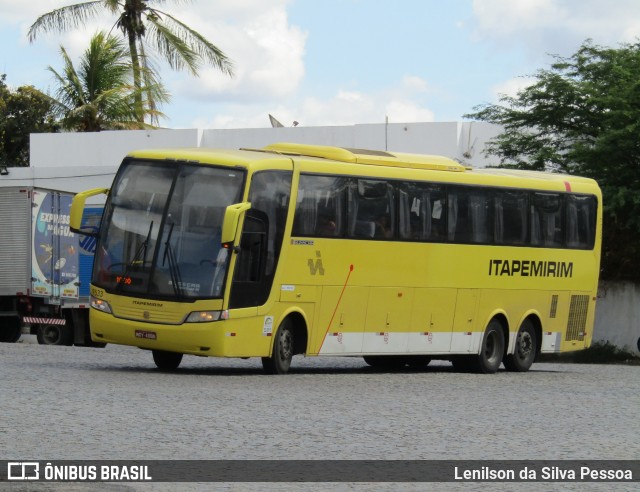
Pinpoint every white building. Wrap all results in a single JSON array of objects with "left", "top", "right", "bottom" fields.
[{"left": 1, "top": 121, "right": 503, "bottom": 193}]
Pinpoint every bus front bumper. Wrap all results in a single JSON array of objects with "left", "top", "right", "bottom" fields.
[{"left": 89, "top": 309, "right": 270, "bottom": 358}]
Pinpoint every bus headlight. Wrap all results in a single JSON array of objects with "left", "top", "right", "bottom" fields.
[
  {"left": 185, "top": 310, "right": 229, "bottom": 323},
  {"left": 91, "top": 296, "right": 112, "bottom": 314}
]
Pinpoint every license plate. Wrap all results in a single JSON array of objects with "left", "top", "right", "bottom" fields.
[{"left": 135, "top": 330, "right": 157, "bottom": 340}]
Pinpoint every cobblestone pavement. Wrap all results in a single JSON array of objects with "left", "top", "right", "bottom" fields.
[{"left": 1, "top": 337, "right": 638, "bottom": 491}]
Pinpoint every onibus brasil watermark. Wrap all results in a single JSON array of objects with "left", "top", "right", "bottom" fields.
[{"left": 2, "top": 460, "right": 637, "bottom": 483}]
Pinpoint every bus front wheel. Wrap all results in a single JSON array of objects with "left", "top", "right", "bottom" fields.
[
  {"left": 503, "top": 319, "right": 537, "bottom": 372},
  {"left": 262, "top": 319, "right": 294, "bottom": 375},
  {"left": 152, "top": 350, "right": 183, "bottom": 371}
]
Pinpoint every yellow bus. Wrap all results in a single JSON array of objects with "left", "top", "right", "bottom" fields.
[{"left": 71, "top": 143, "right": 602, "bottom": 374}]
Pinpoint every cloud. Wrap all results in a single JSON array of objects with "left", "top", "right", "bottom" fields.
[
  {"left": 167, "top": 0, "right": 306, "bottom": 102},
  {"left": 9, "top": 0, "right": 306, "bottom": 104},
  {"left": 491, "top": 76, "right": 537, "bottom": 100},
  {"left": 0, "top": 0, "right": 57, "bottom": 25},
  {"left": 191, "top": 75, "right": 436, "bottom": 129},
  {"left": 471, "top": 0, "right": 640, "bottom": 56}
]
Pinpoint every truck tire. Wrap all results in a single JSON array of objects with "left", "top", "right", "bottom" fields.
[
  {"left": 0, "top": 316, "right": 21, "bottom": 343},
  {"left": 37, "top": 324, "right": 73, "bottom": 346}
]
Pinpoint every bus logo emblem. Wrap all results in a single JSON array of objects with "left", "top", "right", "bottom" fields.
[{"left": 308, "top": 251, "right": 325, "bottom": 276}]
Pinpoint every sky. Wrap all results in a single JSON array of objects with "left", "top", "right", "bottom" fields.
[{"left": 1, "top": 0, "right": 640, "bottom": 129}]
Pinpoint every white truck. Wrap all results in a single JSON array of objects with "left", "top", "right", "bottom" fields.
[{"left": 0, "top": 186, "right": 103, "bottom": 345}]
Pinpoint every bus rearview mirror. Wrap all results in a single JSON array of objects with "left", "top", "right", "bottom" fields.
[
  {"left": 70, "top": 188, "right": 109, "bottom": 236},
  {"left": 221, "top": 202, "right": 251, "bottom": 245}
]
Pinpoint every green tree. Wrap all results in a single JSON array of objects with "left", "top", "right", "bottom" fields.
[
  {"left": 466, "top": 40, "right": 640, "bottom": 280},
  {"left": 0, "top": 74, "right": 59, "bottom": 167},
  {"left": 28, "top": 0, "right": 234, "bottom": 122},
  {"left": 48, "top": 30, "right": 168, "bottom": 131}
]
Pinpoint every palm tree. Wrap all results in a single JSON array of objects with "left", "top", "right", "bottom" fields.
[
  {"left": 48, "top": 30, "right": 168, "bottom": 131},
  {"left": 29, "top": 1, "right": 234, "bottom": 122}
]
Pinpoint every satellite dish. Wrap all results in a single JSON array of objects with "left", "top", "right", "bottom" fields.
[
  {"left": 269, "top": 114, "right": 284, "bottom": 128},
  {"left": 463, "top": 137, "right": 477, "bottom": 159}
]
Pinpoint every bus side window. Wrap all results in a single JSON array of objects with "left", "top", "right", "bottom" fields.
[
  {"left": 566, "top": 194, "right": 597, "bottom": 249},
  {"left": 348, "top": 179, "right": 395, "bottom": 239},
  {"left": 447, "top": 187, "right": 491, "bottom": 244},
  {"left": 468, "top": 191, "right": 491, "bottom": 243},
  {"left": 531, "top": 192, "right": 563, "bottom": 247},
  {"left": 398, "top": 182, "right": 444, "bottom": 241},
  {"left": 495, "top": 191, "right": 528, "bottom": 245},
  {"left": 293, "top": 175, "right": 346, "bottom": 237}
]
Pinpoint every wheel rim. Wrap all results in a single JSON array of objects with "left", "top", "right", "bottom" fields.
[
  {"left": 279, "top": 330, "right": 293, "bottom": 362},
  {"left": 516, "top": 331, "right": 534, "bottom": 361},
  {"left": 484, "top": 330, "right": 501, "bottom": 364}
]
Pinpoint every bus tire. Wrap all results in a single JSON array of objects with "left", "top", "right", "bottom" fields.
[
  {"left": 262, "top": 319, "right": 294, "bottom": 375},
  {"left": 152, "top": 350, "right": 183, "bottom": 371},
  {"left": 37, "top": 324, "right": 73, "bottom": 346},
  {"left": 504, "top": 319, "right": 537, "bottom": 372},
  {"left": 472, "top": 319, "right": 505, "bottom": 374}
]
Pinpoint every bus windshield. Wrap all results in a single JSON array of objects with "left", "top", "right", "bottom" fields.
[{"left": 94, "top": 160, "right": 245, "bottom": 300}]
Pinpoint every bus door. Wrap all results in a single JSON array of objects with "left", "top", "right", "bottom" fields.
[{"left": 229, "top": 171, "right": 292, "bottom": 309}]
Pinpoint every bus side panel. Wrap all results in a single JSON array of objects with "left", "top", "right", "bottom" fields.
[
  {"left": 451, "top": 289, "right": 480, "bottom": 353},
  {"left": 407, "top": 288, "right": 456, "bottom": 353},
  {"left": 362, "top": 287, "right": 414, "bottom": 354},
  {"left": 314, "top": 286, "right": 368, "bottom": 355}
]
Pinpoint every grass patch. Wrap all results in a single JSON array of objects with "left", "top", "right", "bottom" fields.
[{"left": 539, "top": 341, "right": 640, "bottom": 365}]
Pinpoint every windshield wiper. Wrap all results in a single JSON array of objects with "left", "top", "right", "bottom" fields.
[
  {"left": 116, "top": 220, "right": 154, "bottom": 292},
  {"left": 162, "top": 222, "right": 184, "bottom": 298}
]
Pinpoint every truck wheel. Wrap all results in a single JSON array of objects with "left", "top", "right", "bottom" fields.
[
  {"left": 262, "top": 319, "right": 294, "bottom": 374},
  {"left": 37, "top": 324, "right": 73, "bottom": 346},
  {"left": 152, "top": 350, "right": 183, "bottom": 370},
  {"left": 0, "top": 316, "right": 21, "bottom": 343}
]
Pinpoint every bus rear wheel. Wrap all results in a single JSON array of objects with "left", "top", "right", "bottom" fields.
[
  {"left": 152, "top": 350, "right": 183, "bottom": 371},
  {"left": 504, "top": 319, "right": 537, "bottom": 372},
  {"left": 262, "top": 319, "right": 294, "bottom": 375},
  {"left": 471, "top": 320, "right": 505, "bottom": 374}
]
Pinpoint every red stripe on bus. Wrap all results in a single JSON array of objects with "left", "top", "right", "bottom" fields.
[{"left": 320, "top": 264, "right": 354, "bottom": 351}]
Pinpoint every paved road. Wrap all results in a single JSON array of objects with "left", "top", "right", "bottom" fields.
[{"left": 1, "top": 337, "right": 638, "bottom": 491}]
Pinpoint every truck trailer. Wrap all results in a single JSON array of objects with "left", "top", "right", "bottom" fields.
[{"left": 0, "top": 186, "right": 102, "bottom": 346}]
